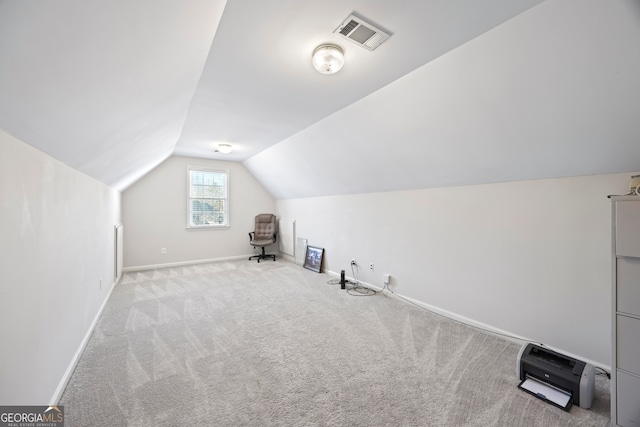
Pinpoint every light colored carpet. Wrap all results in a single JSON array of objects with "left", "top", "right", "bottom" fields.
[{"left": 60, "top": 260, "right": 611, "bottom": 426}]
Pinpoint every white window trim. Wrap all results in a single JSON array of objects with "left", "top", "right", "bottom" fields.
[{"left": 186, "top": 166, "right": 229, "bottom": 230}]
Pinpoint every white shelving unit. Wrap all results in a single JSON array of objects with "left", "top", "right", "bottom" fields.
[{"left": 611, "top": 196, "right": 640, "bottom": 427}]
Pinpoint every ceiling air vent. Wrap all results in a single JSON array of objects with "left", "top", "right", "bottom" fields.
[{"left": 333, "top": 14, "right": 390, "bottom": 51}]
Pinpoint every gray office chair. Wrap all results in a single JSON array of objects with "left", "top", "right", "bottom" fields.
[{"left": 248, "top": 214, "right": 277, "bottom": 262}]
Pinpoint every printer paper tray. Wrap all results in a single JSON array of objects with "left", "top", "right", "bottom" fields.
[{"left": 518, "top": 376, "right": 573, "bottom": 411}]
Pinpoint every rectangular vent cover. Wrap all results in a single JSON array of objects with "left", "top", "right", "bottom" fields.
[
  {"left": 334, "top": 14, "right": 390, "bottom": 51},
  {"left": 295, "top": 238, "right": 307, "bottom": 266}
]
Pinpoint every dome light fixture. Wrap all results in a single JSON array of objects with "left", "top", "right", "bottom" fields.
[
  {"left": 215, "top": 143, "right": 233, "bottom": 154},
  {"left": 312, "top": 44, "right": 344, "bottom": 75}
]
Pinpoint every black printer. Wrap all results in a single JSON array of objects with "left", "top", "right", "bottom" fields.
[{"left": 516, "top": 343, "right": 595, "bottom": 410}]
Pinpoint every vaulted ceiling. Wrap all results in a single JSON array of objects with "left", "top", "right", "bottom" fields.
[{"left": 1, "top": 0, "right": 639, "bottom": 198}]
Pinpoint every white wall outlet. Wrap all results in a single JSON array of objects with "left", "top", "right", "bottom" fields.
[
  {"left": 369, "top": 263, "right": 374, "bottom": 271},
  {"left": 161, "top": 247, "right": 167, "bottom": 254},
  {"left": 383, "top": 274, "right": 390, "bottom": 284},
  {"left": 351, "top": 258, "right": 356, "bottom": 265}
]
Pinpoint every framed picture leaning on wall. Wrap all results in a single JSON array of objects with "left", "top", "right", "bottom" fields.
[{"left": 303, "top": 246, "right": 324, "bottom": 273}]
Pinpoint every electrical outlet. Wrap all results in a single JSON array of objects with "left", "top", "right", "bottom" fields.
[
  {"left": 369, "top": 263, "right": 374, "bottom": 271},
  {"left": 351, "top": 258, "right": 356, "bottom": 265},
  {"left": 161, "top": 247, "right": 167, "bottom": 254},
  {"left": 383, "top": 274, "right": 390, "bottom": 284}
]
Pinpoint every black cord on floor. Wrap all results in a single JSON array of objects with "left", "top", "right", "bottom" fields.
[
  {"left": 326, "top": 264, "right": 383, "bottom": 297},
  {"left": 595, "top": 367, "right": 611, "bottom": 379},
  {"left": 348, "top": 263, "right": 382, "bottom": 296}
]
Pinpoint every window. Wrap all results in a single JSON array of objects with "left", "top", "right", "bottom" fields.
[{"left": 187, "top": 167, "right": 228, "bottom": 229}]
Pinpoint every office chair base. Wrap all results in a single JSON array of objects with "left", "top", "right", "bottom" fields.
[{"left": 249, "top": 247, "right": 276, "bottom": 263}]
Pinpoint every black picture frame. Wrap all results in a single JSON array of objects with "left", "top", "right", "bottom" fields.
[{"left": 303, "top": 246, "right": 324, "bottom": 273}]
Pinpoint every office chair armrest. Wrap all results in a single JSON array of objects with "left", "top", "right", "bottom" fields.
[{"left": 248, "top": 231, "right": 255, "bottom": 242}]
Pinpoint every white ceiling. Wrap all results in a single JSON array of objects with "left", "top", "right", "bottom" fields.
[
  {"left": 245, "top": 0, "right": 640, "bottom": 198},
  {"left": 173, "top": 0, "right": 545, "bottom": 161},
  {"left": 1, "top": 0, "right": 639, "bottom": 197}
]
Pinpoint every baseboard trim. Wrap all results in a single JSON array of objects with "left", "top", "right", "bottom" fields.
[
  {"left": 50, "top": 278, "right": 118, "bottom": 405},
  {"left": 325, "top": 269, "right": 610, "bottom": 373},
  {"left": 122, "top": 255, "right": 257, "bottom": 272},
  {"left": 279, "top": 253, "right": 295, "bottom": 264}
]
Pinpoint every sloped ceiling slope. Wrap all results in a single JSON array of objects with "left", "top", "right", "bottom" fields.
[
  {"left": 2, "top": 1, "right": 638, "bottom": 197},
  {"left": 0, "top": 0, "right": 226, "bottom": 190},
  {"left": 244, "top": 0, "right": 640, "bottom": 200},
  {"left": 0, "top": 0, "right": 545, "bottom": 192},
  {"left": 173, "top": 0, "right": 544, "bottom": 162}
]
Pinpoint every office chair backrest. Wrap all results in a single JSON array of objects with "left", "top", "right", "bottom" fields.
[{"left": 254, "top": 214, "right": 276, "bottom": 239}]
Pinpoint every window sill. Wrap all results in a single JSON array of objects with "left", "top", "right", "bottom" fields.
[{"left": 186, "top": 225, "right": 230, "bottom": 231}]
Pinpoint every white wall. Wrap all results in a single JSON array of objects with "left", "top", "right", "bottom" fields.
[
  {"left": 0, "top": 129, "right": 121, "bottom": 405},
  {"left": 276, "top": 172, "right": 638, "bottom": 367},
  {"left": 122, "top": 155, "right": 275, "bottom": 269}
]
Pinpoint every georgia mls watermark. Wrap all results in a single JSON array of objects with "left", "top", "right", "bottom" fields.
[{"left": 0, "top": 406, "right": 64, "bottom": 427}]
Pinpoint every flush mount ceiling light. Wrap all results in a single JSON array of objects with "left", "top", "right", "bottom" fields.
[
  {"left": 312, "top": 44, "right": 344, "bottom": 75},
  {"left": 215, "top": 143, "right": 233, "bottom": 154}
]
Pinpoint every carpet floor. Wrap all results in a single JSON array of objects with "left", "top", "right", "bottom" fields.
[{"left": 60, "top": 260, "right": 611, "bottom": 426}]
